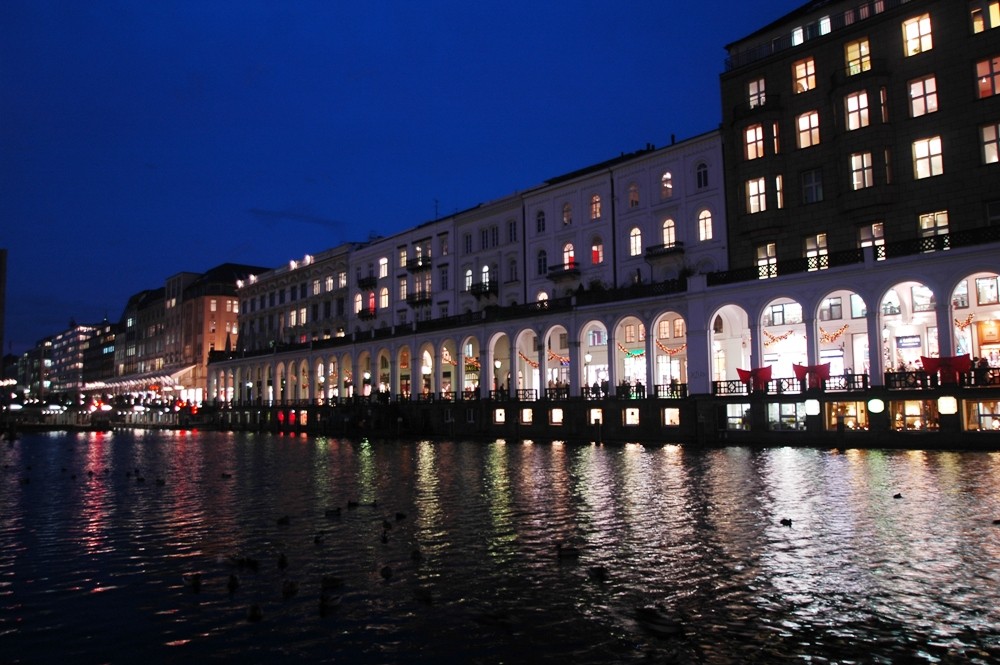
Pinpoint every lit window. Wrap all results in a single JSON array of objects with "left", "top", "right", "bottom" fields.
[
  {"left": 379, "top": 287, "right": 389, "bottom": 309},
  {"left": 909, "top": 75, "right": 938, "bottom": 116},
  {"left": 660, "top": 172, "right": 673, "bottom": 199},
  {"left": 673, "top": 318, "right": 685, "bottom": 338},
  {"left": 696, "top": 163, "right": 709, "bottom": 188},
  {"left": 912, "top": 136, "right": 943, "bottom": 179},
  {"left": 354, "top": 293, "right": 362, "bottom": 313},
  {"left": 537, "top": 250, "right": 548, "bottom": 275},
  {"left": 562, "top": 203, "right": 572, "bottom": 226},
  {"left": 845, "top": 91, "right": 870, "bottom": 130},
  {"left": 757, "top": 243, "right": 777, "bottom": 280},
  {"left": 971, "top": 2, "right": 1000, "bottom": 32},
  {"left": 629, "top": 228, "right": 642, "bottom": 256},
  {"left": 903, "top": 14, "right": 932, "bottom": 56},
  {"left": 562, "top": 243, "right": 575, "bottom": 266},
  {"left": 464, "top": 269, "right": 473, "bottom": 291},
  {"left": 698, "top": 210, "right": 713, "bottom": 241},
  {"left": 658, "top": 320, "right": 670, "bottom": 339},
  {"left": 378, "top": 257, "right": 388, "bottom": 278},
  {"left": 819, "top": 297, "right": 843, "bottom": 321},
  {"left": 325, "top": 275, "right": 334, "bottom": 292},
  {"left": 775, "top": 174, "right": 784, "bottom": 209},
  {"left": 851, "top": 152, "right": 874, "bottom": 190},
  {"left": 482, "top": 265, "right": 490, "bottom": 286},
  {"left": 399, "top": 249, "right": 407, "bottom": 268},
  {"left": 920, "top": 210, "right": 948, "bottom": 235},
  {"left": 859, "top": 222, "right": 885, "bottom": 254},
  {"left": 628, "top": 183, "right": 639, "bottom": 208},
  {"left": 977, "top": 56, "right": 1000, "bottom": 98},
  {"left": 805, "top": 233, "right": 828, "bottom": 271},
  {"left": 748, "top": 77, "right": 766, "bottom": 107},
  {"left": 590, "top": 195, "right": 602, "bottom": 220},
  {"left": 591, "top": 238, "right": 604, "bottom": 264},
  {"left": 662, "top": 219, "right": 676, "bottom": 247},
  {"left": 983, "top": 122, "right": 1000, "bottom": 164},
  {"left": 746, "top": 177, "right": 767, "bottom": 214},
  {"left": 880, "top": 86, "right": 889, "bottom": 123},
  {"left": 338, "top": 272, "right": 347, "bottom": 288},
  {"left": 793, "top": 58, "right": 816, "bottom": 93},
  {"left": 536, "top": 210, "right": 546, "bottom": 233},
  {"left": 845, "top": 39, "right": 871, "bottom": 75},
  {"left": 745, "top": 124, "right": 764, "bottom": 159},
  {"left": 801, "top": 169, "right": 823, "bottom": 204},
  {"left": 796, "top": 111, "right": 820, "bottom": 148},
  {"left": 772, "top": 121, "right": 781, "bottom": 154}
]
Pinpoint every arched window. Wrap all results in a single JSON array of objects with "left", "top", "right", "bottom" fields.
[
  {"left": 562, "top": 203, "right": 572, "bottom": 225},
  {"left": 537, "top": 250, "right": 548, "bottom": 275},
  {"left": 591, "top": 237, "right": 604, "bottom": 264},
  {"left": 629, "top": 227, "right": 642, "bottom": 256},
  {"left": 628, "top": 183, "right": 640, "bottom": 208},
  {"left": 563, "top": 243, "right": 575, "bottom": 266},
  {"left": 481, "top": 264, "right": 490, "bottom": 285},
  {"left": 696, "top": 163, "right": 709, "bottom": 189},
  {"left": 661, "top": 172, "right": 673, "bottom": 199},
  {"left": 713, "top": 315, "right": 724, "bottom": 333},
  {"left": 464, "top": 268, "right": 473, "bottom": 291},
  {"left": 354, "top": 293, "right": 363, "bottom": 313},
  {"left": 662, "top": 219, "right": 676, "bottom": 247},
  {"left": 590, "top": 194, "right": 602, "bottom": 219},
  {"left": 537, "top": 291, "right": 549, "bottom": 302},
  {"left": 379, "top": 287, "right": 389, "bottom": 309},
  {"left": 508, "top": 258, "right": 518, "bottom": 281},
  {"left": 698, "top": 209, "right": 713, "bottom": 241},
  {"left": 367, "top": 291, "right": 376, "bottom": 311},
  {"left": 536, "top": 210, "right": 546, "bottom": 233}
]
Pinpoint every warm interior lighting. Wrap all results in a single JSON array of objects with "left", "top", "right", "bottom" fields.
[
  {"left": 868, "top": 398, "right": 885, "bottom": 414},
  {"left": 937, "top": 396, "right": 958, "bottom": 415}
]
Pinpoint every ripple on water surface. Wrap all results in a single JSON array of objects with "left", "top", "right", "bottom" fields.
[{"left": 1, "top": 432, "right": 999, "bottom": 663}]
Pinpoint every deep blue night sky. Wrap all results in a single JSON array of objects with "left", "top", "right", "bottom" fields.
[{"left": 1, "top": 1, "right": 804, "bottom": 355}]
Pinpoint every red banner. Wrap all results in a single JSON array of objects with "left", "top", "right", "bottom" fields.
[
  {"left": 793, "top": 363, "right": 830, "bottom": 389},
  {"left": 920, "top": 355, "right": 971, "bottom": 384},
  {"left": 737, "top": 366, "right": 772, "bottom": 391}
]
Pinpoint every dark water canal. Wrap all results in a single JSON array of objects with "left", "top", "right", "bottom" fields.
[{"left": 2, "top": 431, "right": 998, "bottom": 663}]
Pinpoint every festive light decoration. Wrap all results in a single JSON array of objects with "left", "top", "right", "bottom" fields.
[
  {"left": 518, "top": 351, "right": 539, "bottom": 368},
  {"left": 655, "top": 341, "right": 687, "bottom": 355},
  {"left": 441, "top": 349, "right": 458, "bottom": 366},
  {"left": 762, "top": 329, "right": 799, "bottom": 347},
  {"left": 954, "top": 313, "right": 975, "bottom": 331},
  {"left": 819, "top": 325, "right": 849, "bottom": 344},
  {"left": 547, "top": 351, "right": 570, "bottom": 365},
  {"left": 464, "top": 356, "right": 480, "bottom": 371},
  {"left": 616, "top": 342, "right": 645, "bottom": 357}
]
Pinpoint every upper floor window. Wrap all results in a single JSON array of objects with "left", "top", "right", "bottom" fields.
[
  {"left": 793, "top": 57, "right": 816, "bottom": 93},
  {"left": 508, "top": 258, "right": 519, "bottom": 282},
  {"left": 508, "top": 219, "right": 517, "bottom": 243},
  {"left": 590, "top": 195, "right": 602, "bottom": 220},
  {"left": 819, "top": 297, "right": 843, "bottom": 321},
  {"left": 859, "top": 222, "right": 885, "bottom": 259},
  {"left": 913, "top": 136, "right": 943, "bottom": 179},
  {"left": 629, "top": 228, "right": 642, "bottom": 256},
  {"left": 977, "top": 56, "right": 1000, "bottom": 98},
  {"left": 698, "top": 210, "right": 713, "bottom": 241},
  {"left": 745, "top": 124, "right": 764, "bottom": 160},
  {"left": 480, "top": 229, "right": 489, "bottom": 251},
  {"left": 972, "top": 2, "right": 1000, "bottom": 32},
  {"left": 353, "top": 293, "right": 363, "bottom": 314},
  {"left": 481, "top": 264, "right": 491, "bottom": 286},
  {"left": 919, "top": 210, "right": 949, "bottom": 237},
  {"left": 379, "top": 287, "right": 389, "bottom": 309},
  {"left": 660, "top": 172, "right": 673, "bottom": 199},
  {"left": 909, "top": 75, "right": 938, "bottom": 116},
  {"left": 851, "top": 152, "right": 874, "bottom": 190},
  {"left": 845, "top": 38, "right": 871, "bottom": 75},
  {"left": 845, "top": 91, "right": 870, "bottom": 130},
  {"left": 628, "top": 183, "right": 640, "bottom": 208},
  {"left": 591, "top": 238, "right": 604, "bottom": 264},
  {"left": 378, "top": 257, "right": 388, "bottom": 278},
  {"left": 562, "top": 203, "right": 572, "bottom": 226},
  {"left": 746, "top": 177, "right": 767, "bottom": 214},
  {"left": 982, "top": 121, "right": 1000, "bottom": 164},
  {"left": 756, "top": 243, "right": 777, "bottom": 280},
  {"left": 696, "top": 163, "right": 709, "bottom": 188},
  {"left": 748, "top": 77, "right": 766, "bottom": 107},
  {"left": 464, "top": 269, "right": 473, "bottom": 291},
  {"left": 562, "top": 243, "right": 575, "bottom": 266},
  {"left": 463, "top": 234, "right": 472, "bottom": 253},
  {"left": 796, "top": 111, "right": 820, "bottom": 148},
  {"left": 490, "top": 225, "right": 499, "bottom": 247},
  {"left": 805, "top": 233, "right": 828, "bottom": 271},
  {"left": 536, "top": 250, "right": 548, "bottom": 276},
  {"left": 536, "top": 210, "right": 546, "bottom": 233},
  {"left": 802, "top": 169, "right": 824, "bottom": 204},
  {"left": 775, "top": 174, "right": 784, "bottom": 209},
  {"left": 662, "top": 219, "right": 676, "bottom": 247},
  {"left": 903, "top": 14, "right": 932, "bottom": 56}
]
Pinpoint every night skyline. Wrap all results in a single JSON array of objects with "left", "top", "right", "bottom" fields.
[{"left": 1, "top": 1, "right": 805, "bottom": 355}]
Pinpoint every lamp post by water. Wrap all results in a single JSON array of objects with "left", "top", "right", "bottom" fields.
[
  {"left": 584, "top": 352, "right": 592, "bottom": 388},
  {"left": 494, "top": 359, "right": 501, "bottom": 393}
]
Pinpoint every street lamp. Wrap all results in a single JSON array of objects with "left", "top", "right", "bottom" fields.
[
  {"left": 494, "top": 359, "right": 502, "bottom": 392},
  {"left": 584, "top": 352, "right": 592, "bottom": 387}
]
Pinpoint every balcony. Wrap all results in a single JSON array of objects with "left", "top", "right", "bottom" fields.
[
  {"left": 546, "top": 261, "right": 581, "bottom": 281},
  {"left": 405, "top": 291, "right": 432, "bottom": 306},
  {"left": 357, "top": 275, "right": 377, "bottom": 289},
  {"left": 357, "top": 308, "right": 377, "bottom": 321},
  {"left": 468, "top": 281, "right": 497, "bottom": 299},
  {"left": 405, "top": 257, "right": 432, "bottom": 272}
]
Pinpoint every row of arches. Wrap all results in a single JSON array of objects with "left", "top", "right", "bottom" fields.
[{"left": 211, "top": 270, "right": 1000, "bottom": 403}]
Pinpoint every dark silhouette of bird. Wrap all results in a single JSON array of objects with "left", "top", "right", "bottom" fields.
[
  {"left": 380, "top": 530, "right": 389, "bottom": 544},
  {"left": 395, "top": 512, "right": 407, "bottom": 521},
  {"left": 380, "top": 565, "right": 393, "bottom": 580},
  {"left": 276, "top": 515, "right": 290, "bottom": 526},
  {"left": 780, "top": 518, "right": 793, "bottom": 527},
  {"left": 411, "top": 547, "right": 423, "bottom": 562},
  {"left": 588, "top": 565, "right": 610, "bottom": 582},
  {"left": 325, "top": 507, "right": 341, "bottom": 518},
  {"left": 556, "top": 542, "right": 581, "bottom": 559},
  {"left": 893, "top": 493, "right": 903, "bottom": 499},
  {"left": 182, "top": 573, "right": 202, "bottom": 593},
  {"left": 277, "top": 552, "right": 288, "bottom": 570},
  {"left": 246, "top": 604, "right": 263, "bottom": 622}
]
